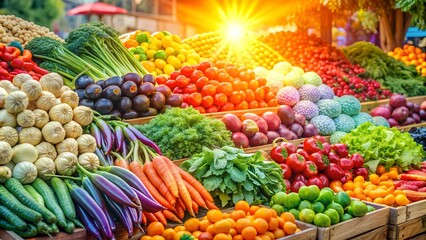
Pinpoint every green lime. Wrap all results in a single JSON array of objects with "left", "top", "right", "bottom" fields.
[
  {"left": 136, "top": 33, "right": 149, "bottom": 44},
  {"left": 326, "top": 202, "right": 344, "bottom": 218},
  {"left": 346, "top": 206, "right": 353, "bottom": 216},
  {"left": 284, "top": 192, "right": 301, "bottom": 209},
  {"left": 154, "top": 50, "right": 167, "bottom": 60},
  {"left": 314, "top": 213, "right": 331, "bottom": 228},
  {"left": 299, "top": 185, "right": 320, "bottom": 202},
  {"left": 334, "top": 191, "right": 351, "bottom": 208},
  {"left": 312, "top": 201, "right": 325, "bottom": 214},
  {"left": 288, "top": 209, "right": 300, "bottom": 220},
  {"left": 299, "top": 209, "right": 316, "bottom": 224},
  {"left": 272, "top": 204, "right": 285, "bottom": 216},
  {"left": 350, "top": 200, "right": 368, "bottom": 217},
  {"left": 341, "top": 213, "right": 353, "bottom": 222},
  {"left": 317, "top": 190, "right": 334, "bottom": 206},
  {"left": 324, "top": 209, "right": 340, "bottom": 225},
  {"left": 367, "top": 205, "right": 375, "bottom": 213},
  {"left": 272, "top": 192, "right": 287, "bottom": 206},
  {"left": 298, "top": 200, "right": 313, "bottom": 211},
  {"left": 322, "top": 187, "right": 334, "bottom": 194}
]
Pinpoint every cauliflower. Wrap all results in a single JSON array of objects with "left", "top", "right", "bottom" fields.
[{"left": 266, "top": 71, "right": 285, "bottom": 93}]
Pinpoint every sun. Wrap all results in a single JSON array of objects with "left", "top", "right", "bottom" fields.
[{"left": 225, "top": 22, "right": 245, "bottom": 42}]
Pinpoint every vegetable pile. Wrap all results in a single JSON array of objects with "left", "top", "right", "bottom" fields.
[
  {"left": 181, "top": 146, "right": 286, "bottom": 207},
  {"left": 388, "top": 44, "right": 426, "bottom": 77},
  {"left": 340, "top": 122, "right": 425, "bottom": 171},
  {"left": 343, "top": 42, "right": 426, "bottom": 97},
  {"left": 136, "top": 107, "right": 234, "bottom": 160}
]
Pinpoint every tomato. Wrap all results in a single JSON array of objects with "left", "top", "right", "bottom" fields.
[
  {"left": 226, "top": 65, "right": 240, "bottom": 77},
  {"left": 254, "top": 88, "right": 265, "bottom": 101},
  {"left": 183, "top": 83, "right": 197, "bottom": 94},
  {"left": 233, "top": 80, "right": 243, "bottom": 91},
  {"left": 209, "top": 80, "right": 220, "bottom": 86},
  {"left": 175, "top": 75, "right": 190, "bottom": 88},
  {"left": 220, "top": 102, "right": 235, "bottom": 111},
  {"left": 248, "top": 80, "right": 258, "bottom": 90},
  {"left": 248, "top": 100, "right": 258, "bottom": 109},
  {"left": 247, "top": 70, "right": 255, "bottom": 80},
  {"left": 204, "top": 67, "right": 217, "bottom": 80},
  {"left": 217, "top": 72, "right": 231, "bottom": 82},
  {"left": 180, "top": 66, "right": 194, "bottom": 77},
  {"left": 173, "top": 87, "right": 183, "bottom": 94},
  {"left": 201, "top": 84, "right": 217, "bottom": 96},
  {"left": 256, "top": 77, "right": 267, "bottom": 86},
  {"left": 280, "top": 163, "right": 292, "bottom": 179},
  {"left": 264, "top": 91, "right": 276, "bottom": 101},
  {"left": 268, "top": 99, "right": 278, "bottom": 106},
  {"left": 195, "top": 76, "right": 209, "bottom": 90},
  {"left": 202, "top": 96, "right": 214, "bottom": 108},
  {"left": 239, "top": 71, "right": 251, "bottom": 81},
  {"left": 155, "top": 75, "right": 167, "bottom": 85},
  {"left": 215, "top": 61, "right": 227, "bottom": 69},
  {"left": 245, "top": 89, "right": 255, "bottom": 102},
  {"left": 240, "top": 81, "right": 248, "bottom": 91},
  {"left": 258, "top": 100, "right": 268, "bottom": 108},
  {"left": 286, "top": 153, "right": 306, "bottom": 173},
  {"left": 217, "top": 82, "right": 233, "bottom": 96},
  {"left": 213, "top": 93, "right": 227, "bottom": 106},
  {"left": 206, "top": 105, "right": 218, "bottom": 113},
  {"left": 187, "top": 92, "right": 202, "bottom": 107},
  {"left": 194, "top": 106, "right": 206, "bottom": 113},
  {"left": 190, "top": 70, "right": 204, "bottom": 83},
  {"left": 229, "top": 91, "right": 242, "bottom": 105},
  {"left": 239, "top": 91, "right": 246, "bottom": 101},
  {"left": 197, "top": 61, "right": 211, "bottom": 72},
  {"left": 165, "top": 80, "right": 177, "bottom": 90},
  {"left": 169, "top": 71, "right": 180, "bottom": 80},
  {"left": 235, "top": 100, "right": 248, "bottom": 110}
]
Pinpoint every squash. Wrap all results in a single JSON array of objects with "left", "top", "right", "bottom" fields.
[
  {"left": 19, "top": 127, "right": 42, "bottom": 145},
  {"left": 49, "top": 103, "right": 73, "bottom": 124},
  {"left": 41, "top": 121, "right": 65, "bottom": 144},
  {"left": 55, "top": 152, "right": 77, "bottom": 176},
  {"left": 12, "top": 143, "right": 38, "bottom": 164},
  {"left": 0, "top": 126, "right": 18, "bottom": 146},
  {"left": 0, "top": 141, "right": 12, "bottom": 165},
  {"left": 63, "top": 121, "right": 83, "bottom": 138},
  {"left": 13, "top": 162, "right": 37, "bottom": 184},
  {"left": 34, "top": 157, "right": 55, "bottom": 180},
  {"left": 35, "top": 142, "right": 57, "bottom": 160},
  {"left": 39, "top": 73, "right": 63, "bottom": 98},
  {"left": 33, "top": 109, "right": 49, "bottom": 129},
  {"left": 56, "top": 138, "right": 78, "bottom": 155},
  {"left": 20, "top": 80, "right": 42, "bottom": 101},
  {"left": 17, "top": 110, "right": 35, "bottom": 127},
  {"left": 73, "top": 106, "right": 93, "bottom": 127},
  {"left": 5, "top": 91, "right": 28, "bottom": 113},
  {"left": 76, "top": 134, "right": 97, "bottom": 154}
]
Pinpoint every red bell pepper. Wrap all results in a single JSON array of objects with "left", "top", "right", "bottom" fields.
[
  {"left": 324, "top": 163, "right": 345, "bottom": 180},
  {"left": 403, "top": 190, "right": 426, "bottom": 202},
  {"left": 303, "top": 138, "right": 324, "bottom": 154},
  {"left": 308, "top": 152, "right": 329, "bottom": 171},
  {"left": 318, "top": 174, "right": 329, "bottom": 187},
  {"left": 321, "top": 142, "right": 331, "bottom": 155},
  {"left": 21, "top": 50, "right": 32, "bottom": 62},
  {"left": 291, "top": 180, "right": 306, "bottom": 193},
  {"left": 10, "top": 58, "right": 23, "bottom": 68},
  {"left": 350, "top": 153, "right": 364, "bottom": 168},
  {"left": 22, "top": 62, "right": 34, "bottom": 71},
  {"left": 270, "top": 144, "right": 294, "bottom": 164},
  {"left": 0, "top": 62, "right": 8, "bottom": 70},
  {"left": 279, "top": 163, "right": 292, "bottom": 179},
  {"left": 0, "top": 43, "right": 5, "bottom": 53},
  {"left": 400, "top": 173, "right": 426, "bottom": 182},
  {"left": 3, "top": 46, "right": 20, "bottom": 62},
  {"left": 353, "top": 167, "right": 369, "bottom": 179},
  {"left": 0, "top": 66, "right": 10, "bottom": 78},
  {"left": 338, "top": 157, "right": 354, "bottom": 171},
  {"left": 328, "top": 152, "right": 340, "bottom": 164},
  {"left": 307, "top": 176, "right": 324, "bottom": 189},
  {"left": 331, "top": 143, "right": 349, "bottom": 157},
  {"left": 286, "top": 153, "right": 306, "bottom": 173},
  {"left": 303, "top": 161, "right": 318, "bottom": 179},
  {"left": 32, "top": 65, "right": 49, "bottom": 75}
]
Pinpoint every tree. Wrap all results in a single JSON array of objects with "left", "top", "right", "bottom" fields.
[{"left": 0, "top": 0, "right": 65, "bottom": 29}]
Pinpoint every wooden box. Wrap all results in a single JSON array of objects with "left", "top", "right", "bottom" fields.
[
  {"left": 364, "top": 199, "right": 426, "bottom": 225},
  {"left": 388, "top": 215, "right": 426, "bottom": 240},
  {"left": 280, "top": 221, "right": 316, "bottom": 240}
]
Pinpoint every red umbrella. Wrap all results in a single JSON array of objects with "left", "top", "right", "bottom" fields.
[{"left": 67, "top": 2, "right": 128, "bottom": 16}]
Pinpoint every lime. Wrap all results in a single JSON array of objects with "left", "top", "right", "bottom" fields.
[
  {"left": 324, "top": 209, "right": 340, "bottom": 225},
  {"left": 312, "top": 201, "right": 325, "bottom": 214},
  {"left": 299, "top": 209, "right": 316, "bottom": 224},
  {"left": 341, "top": 213, "right": 353, "bottom": 222},
  {"left": 154, "top": 50, "right": 167, "bottom": 60},
  {"left": 299, "top": 185, "right": 320, "bottom": 202},
  {"left": 316, "top": 190, "right": 334, "bottom": 206},
  {"left": 284, "top": 192, "right": 301, "bottom": 209},
  {"left": 367, "top": 205, "right": 375, "bottom": 213},
  {"left": 272, "top": 204, "right": 285, "bottom": 216},
  {"left": 334, "top": 191, "right": 351, "bottom": 208},
  {"left": 288, "top": 209, "right": 300, "bottom": 220},
  {"left": 326, "top": 202, "right": 344, "bottom": 218},
  {"left": 136, "top": 33, "right": 149, "bottom": 44},
  {"left": 298, "top": 200, "right": 313, "bottom": 211},
  {"left": 350, "top": 200, "right": 368, "bottom": 217},
  {"left": 346, "top": 206, "right": 353, "bottom": 216},
  {"left": 314, "top": 213, "right": 331, "bottom": 228},
  {"left": 322, "top": 187, "right": 334, "bottom": 194},
  {"left": 272, "top": 192, "right": 287, "bottom": 206}
]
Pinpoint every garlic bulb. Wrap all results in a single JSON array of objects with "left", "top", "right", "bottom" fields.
[
  {"left": 73, "top": 106, "right": 93, "bottom": 127},
  {"left": 78, "top": 153, "right": 100, "bottom": 171},
  {"left": 0, "top": 126, "right": 18, "bottom": 146},
  {"left": 49, "top": 104, "right": 73, "bottom": 124},
  {"left": 12, "top": 143, "right": 38, "bottom": 164},
  {"left": 33, "top": 109, "right": 49, "bottom": 129},
  {"left": 41, "top": 121, "right": 65, "bottom": 144},
  {"left": 0, "top": 141, "right": 12, "bottom": 165},
  {"left": 35, "top": 142, "right": 57, "bottom": 160},
  {"left": 13, "top": 162, "right": 38, "bottom": 184},
  {"left": 8, "top": 86, "right": 20, "bottom": 93},
  {"left": 0, "top": 109, "right": 17, "bottom": 127},
  {"left": 21, "top": 80, "right": 42, "bottom": 101},
  {"left": 12, "top": 74, "right": 33, "bottom": 88},
  {"left": 63, "top": 121, "right": 83, "bottom": 138},
  {"left": 34, "top": 157, "right": 56, "bottom": 180},
  {"left": 39, "top": 73, "right": 63, "bottom": 98},
  {"left": 0, "top": 80, "right": 14, "bottom": 92},
  {"left": 0, "top": 87, "right": 8, "bottom": 108},
  {"left": 19, "top": 127, "right": 42, "bottom": 145},
  {"left": 55, "top": 152, "right": 77, "bottom": 176},
  {"left": 17, "top": 110, "right": 35, "bottom": 127},
  {"left": 59, "top": 86, "right": 71, "bottom": 96},
  {"left": 56, "top": 138, "right": 78, "bottom": 155},
  {"left": 61, "top": 90, "right": 79, "bottom": 109},
  {"left": 5, "top": 91, "right": 29, "bottom": 113},
  {"left": 35, "top": 91, "right": 57, "bottom": 111},
  {"left": 76, "top": 134, "right": 97, "bottom": 154}
]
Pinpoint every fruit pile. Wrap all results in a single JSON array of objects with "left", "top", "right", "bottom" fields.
[
  {"left": 259, "top": 32, "right": 392, "bottom": 101},
  {"left": 183, "top": 31, "right": 284, "bottom": 70},
  {"left": 142, "top": 201, "right": 302, "bottom": 240},
  {"left": 157, "top": 61, "right": 277, "bottom": 113},
  {"left": 75, "top": 73, "right": 182, "bottom": 119},
  {"left": 269, "top": 136, "right": 368, "bottom": 193},
  {"left": 388, "top": 44, "right": 426, "bottom": 76},
  {"left": 120, "top": 31, "right": 201, "bottom": 76},
  {"left": 270, "top": 186, "right": 371, "bottom": 227}
]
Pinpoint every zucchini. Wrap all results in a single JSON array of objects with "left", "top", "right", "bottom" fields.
[
  {"left": 36, "top": 221, "right": 50, "bottom": 235},
  {"left": 5, "top": 178, "right": 57, "bottom": 224},
  {"left": 24, "top": 184, "right": 45, "bottom": 207},
  {"left": 0, "top": 205, "right": 27, "bottom": 230},
  {"left": 0, "top": 185, "right": 42, "bottom": 223},
  {"left": 32, "top": 178, "right": 67, "bottom": 228},
  {"left": 0, "top": 218, "right": 15, "bottom": 231},
  {"left": 15, "top": 223, "right": 38, "bottom": 238},
  {"left": 72, "top": 218, "right": 84, "bottom": 228},
  {"left": 51, "top": 177, "right": 76, "bottom": 220},
  {"left": 62, "top": 219, "right": 75, "bottom": 234},
  {"left": 47, "top": 223, "right": 59, "bottom": 234}
]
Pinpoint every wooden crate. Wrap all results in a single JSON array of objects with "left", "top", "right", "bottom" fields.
[
  {"left": 347, "top": 225, "right": 387, "bottom": 240},
  {"left": 363, "top": 199, "right": 426, "bottom": 225},
  {"left": 281, "top": 221, "right": 316, "bottom": 240},
  {"left": 388, "top": 215, "right": 426, "bottom": 240},
  {"left": 360, "top": 96, "right": 426, "bottom": 112}
]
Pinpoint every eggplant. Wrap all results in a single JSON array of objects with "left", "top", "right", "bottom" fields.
[
  {"left": 85, "top": 84, "right": 102, "bottom": 100},
  {"left": 166, "top": 94, "right": 183, "bottom": 107},
  {"left": 102, "top": 85, "right": 122, "bottom": 101},
  {"left": 75, "top": 89, "right": 86, "bottom": 100},
  {"left": 96, "top": 171, "right": 141, "bottom": 207},
  {"left": 132, "top": 95, "right": 150, "bottom": 112},
  {"left": 96, "top": 80, "right": 105, "bottom": 88},
  {"left": 138, "top": 82, "right": 155, "bottom": 96},
  {"left": 123, "top": 73, "right": 142, "bottom": 86},
  {"left": 118, "top": 97, "right": 132, "bottom": 112},
  {"left": 122, "top": 110, "right": 139, "bottom": 119},
  {"left": 109, "top": 110, "right": 121, "bottom": 118},
  {"left": 94, "top": 98, "right": 113, "bottom": 115},
  {"left": 75, "top": 75, "right": 95, "bottom": 89},
  {"left": 104, "top": 196, "right": 133, "bottom": 238},
  {"left": 131, "top": 187, "right": 164, "bottom": 212},
  {"left": 93, "top": 118, "right": 114, "bottom": 155},
  {"left": 139, "top": 108, "right": 158, "bottom": 117},
  {"left": 155, "top": 85, "right": 172, "bottom": 97},
  {"left": 150, "top": 92, "right": 166, "bottom": 110},
  {"left": 142, "top": 74, "right": 156, "bottom": 85},
  {"left": 121, "top": 81, "right": 138, "bottom": 98},
  {"left": 90, "top": 123, "right": 103, "bottom": 148},
  {"left": 79, "top": 99, "right": 94, "bottom": 109},
  {"left": 104, "top": 76, "right": 123, "bottom": 87}
]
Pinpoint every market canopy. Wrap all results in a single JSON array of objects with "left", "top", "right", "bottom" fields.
[{"left": 67, "top": 2, "right": 128, "bottom": 16}]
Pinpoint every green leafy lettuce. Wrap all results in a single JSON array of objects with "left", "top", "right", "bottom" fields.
[
  {"left": 340, "top": 122, "right": 424, "bottom": 171},
  {"left": 180, "top": 146, "right": 285, "bottom": 207}
]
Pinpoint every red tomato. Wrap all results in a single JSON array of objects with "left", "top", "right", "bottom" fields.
[
  {"left": 254, "top": 88, "right": 265, "bottom": 101},
  {"left": 248, "top": 80, "right": 258, "bottom": 90},
  {"left": 197, "top": 61, "right": 211, "bottom": 72},
  {"left": 202, "top": 96, "right": 214, "bottom": 108},
  {"left": 194, "top": 106, "right": 206, "bottom": 113},
  {"left": 204, "top": 67, "right": 217, "bottom": 80},
  {"left": 165, "top": 80, "right": 177, "bottom": 90},
  {"left": 180, "top": 66, "right": 194, "bottom": 77},
  {"left": 256, "top": 77, "right": 267, "bottom": 86},
  {"left": 173, "top": 87, "right": 183, "bottom": 94},
  {"left": 155, "top": 75, "right": 167, "bottom": 85},
  {"left": 226, "top": 65, "right": 240, "bottom": 77},
  {"left": 169, "top": 71, "right": 180, "bottom": 80},
  {"left": 248, "top": 100, "right": 258, "bottom": 109},
  {"left": 206, "top": 105, "right": 218, "bottom": 113},
  {"left": 214, "top": 93, "right": 227, "bottom": 106},
  {"left": 229, "top": 91, "right": 242, "bottom": 105},
  {"left": 187, "top": 92, "right": 202, "bottom": 107},
  {"left": 195, "top": 76, "right": 209, "bottom": 90},
  {"left": 258, "top": 100, "right": 268, "bottom": 108},
  {"left": 247, "top": 70, "right": 255, "bottom": 80},
  {"left": 220, "top": 102, "right": 235, "bottom": 111},
  {"left": 240, "top": 81, "right": 248, "bottom": 91},
  {"left": 245, "top": 89, "right": 255, "bottom": 102},
  {"left": 183, "top": 83, "right": 197, "bottom": 94},
  {"left": 175, "top": 75, "right": 189, "bottom": 88},
  {"left": 267, "top": 99, "right": 278, "bottom": 107},
  {"left": 201, "top": 84, "right": 217, "bottom": 96},
  {"left": 209, "top": 80, "right": 220, "bottom": 86},
  {"left": 235, "top": 100, "right": 248, "bottom": 110},
  {"left": 217, "top": 82, "right": 233, "bottom": 96},
  {"left": 190, "top": 70, "right": 204, "bottom": 83}
]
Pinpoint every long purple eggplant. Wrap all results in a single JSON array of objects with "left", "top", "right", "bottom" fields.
[
  {"left": 90, "top": 123, "right": 103, "bottom": 148},
  {"left": 98, "top": 166, "right": 155, "bottom": 201},
  {"left": 127, "top": 125, "right": 162, "bottom": 155},
  {"left": 122, "top": 139, "right": 128, "bottom": 158},
  {"left": 75, "top": 204, "right": 102, "bottom": 240},
  {"left": 96, "top": 171, "right": 141, "bottom": 208},
  {"left": 114, "top": 125, "right": 124, "bottom": 152},
  {"left": 81, "top": 176, "right": 116, "bottom": 232},
  {"left": 65, "top": 180, "right": 113, "bottom": 239},
  {"left": 94, "top": 118, "right": 114, "bottom": 154},
  {"left": 128, "top": 207, "right": 139, "bottom": 226},
  {"left": 131, "top": 187, "right": 164, "bottom": 212},
  {"left": 104, "top": 196, "right": 133, "bottom": 238},
  {"left": 94, "top": 148, "right": 109, "bottom": 166}
]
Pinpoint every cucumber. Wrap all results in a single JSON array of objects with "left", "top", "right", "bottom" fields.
[
  {"left": 32, "top": 178, "right": 67, "bottom": 228},
  {"left": 62, "top": 219, "right": 75, "bottom": 234},
  {"left": 5, "top": 178, "right": 57, "bottom": 224},
  {"left": 0, "top": 218, "right": 16, "bottom": 231},
  {"left": 36, "top": 221, "right": 50, "bottom": 235},
  {"left": 24, "top": 185, "right": 45, "bottom": 207},
  {"left": 0, "top": 185, "right": 42, "bottom": 223},
  {"left": 15, "top": 223, "right": 38, "bottom": 238},
  {"left": 47, "top": 223, "right": 59, "bottom": 234},
  {"left": 72, "top": 218, "right": 84, "bottom": 228},
  {"left": 0, "top": 205, "right": 27, "bottom": 230},
  {"left": 51, "top": 177, "right": 76, "bottom": 220}
]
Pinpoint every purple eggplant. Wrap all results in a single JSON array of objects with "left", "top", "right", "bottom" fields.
[
  {"left": 122, "top": 140, "right": 128, "bottom": 158},
  {"left": 131, "top": 187, "right": 164, "bottom": 212},
  {"left": 122, "top": 126, "right": 137, "bottom": 141},
  {"left": 127, "top": 125, "right": 162, "bottom": 155},
  {"left": 75, "top": 204, "right": 102, "bottom": 240},
  {"left": 94, "top": 118, "right": 114, "bottom": 154},
  {"left": 81, "top": 176, "right": 116, "bottom": 232},
  {"left": 94, "top": 148, "right": 109, "bottom": 166},
  {"left": 65, "top": 180, "right": 113, "bottom": 239},
  {"left": 90, "top": 123, "right": 102, "bottom": 148},
  {"left": 114, "top": 125, "right": 124, "bottom": 152},
  {"left": 104, "top": 196, "right": 134, "bottom": 238},
  {"left": 128, "top": 207, "right": 139, "bottom": 227},
  {"left": 96, "top": 171, "right": 141, "bottom": 208}
]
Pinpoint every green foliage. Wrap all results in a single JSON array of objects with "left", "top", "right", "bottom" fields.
[
  {"left": 135, "top": 108, "right": 234, "bottom": 160},
  {"left": 0, "top": 0, "right": 65, "bottom": 29},
  {"left": 396, "top": 0, "right": 426, "bottom": 29},
  {"left": 180, "top": 146, "right": 286, "bottom": 207}
]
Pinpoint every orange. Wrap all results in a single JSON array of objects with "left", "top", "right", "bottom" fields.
[
  {"left": 151, "top": 236, "right": 165, "bottom": 240},
  {"left": 226, "top": 218, "right": 236, "bottom": 228},
  {"left": 249, "top": 206, "right": 260, "bottom": 215},
  {"left": 229, "top": 228, "right": 238, "bottom": 237},
  {"left": 273, "top": 229, "right": 285, "bottom": 239},
  {"left": 280, "top": 212, "right": 295, "bottom": 223},
  {"left": 207, "top": 210, "right": 224, "bottom": 223},
  {"left": 184, "top": 218, "right": 200, "bottom": 232},
  {"left": 283, "top": 222, "right": 297, "bottom": 235},
  {"left": 141, "top": 236, "right": 152, "bottom": 240},
  {"left": 365, "top": 197, "right": 373, "bottom": 202},
  {"left": 268, "top": 218, "right": 278, "bottom": 231},
  {"left": 236, "top": 218, "right": 252, "bottom": 233},
  {"left": 174, "top": 226, "right": 185, "bottom": 232},
  {"left": 213, "top": 219, "right": 232, "bottom": 234},
  {"left": 395, "top": 195, "right": 409, "bottom": 206},
  {"left": 214, "top": 233, "right": 232, "bottom": 240},
  {"left": 223, "top": 213, "right": 231, "bottom": 219},
  {"left": 206, "top": 225, "right": 215, "bottom": 235},
  {"left": 277, "top": 217, "right": 285, "bottom": 229},
  {"left": 193, "top": 231, "right": 201, "bottom": 238},
  {"left": 343, "top": 182, "right": 354, "bottom": 191},
  {"left": 379, "top": 174, "right": 389, "bottom": 181},
  {"left": 369, "top": 174, "right": 380, "bottom": 185},
  {"left": 376, "top": 165, "right": 386, "bottom": 175},
  {"left": 253, "top": 218, "right": 268, "bottom": 234},
  {"left": 147, "top": 222, "right": 165, "bottom": 236},
  {"left": 200, "top": 219, "right": 212, "bottom": 232},
  {"left": 259, "top": 234, "right": 271, "bottom": 240},
  {"left": 387, "top": 171, "right": 398, "bottom": 179},
  {"left": 241, "top": 226, "right": 257, "bottom": 240},
  {"left": 393, "top": 190, "right": 405, "bottom": 196},
  {"left": 162, "top": 228, "right": 176, "bottom": 240},
  {"left": 235, "top": 201, "right": 250, "bottom": 213},
  {"left": 254, "top": 208, "right": 273, "bottom": 222},
  {"left": 346, "top": 190, "right": 356, "bottom": 198},
  {"left": 264, "top": 231, "right": 275, "bottom": 240},
  {"left": 373, "top": 197, "right": 384, "bottom": 204},
  {"left": 233, "top": 235, "right": 243, "bottom": 240},
  {"left": 384, "top": 194, "right": 396, "bottom": 206},
  {"left": 354, "top": 176, "right": 365, "bottom": 183},
  {"left": 231, "top": 210, "right": 246, "bottom": 221}
]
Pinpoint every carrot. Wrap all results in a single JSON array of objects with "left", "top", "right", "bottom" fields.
[
  {"left": 144, "top": 161, "right": 176, "bottom": 206},
  {"left": 175, "top": 200, "right": 185, "bottom": 220},
  {"left": 165, "top": 158, "right": 194, "bottom": 216},
  {"left": 143, "top": 211, "right": 158, "bottom": 223},
  {"left": 205, "top": 200, "right": 219, "bottom": 210},
  {"left": 152, "top": 156, "right": 179, "bottom": 197},
  {"left": 129, "top": 162, "right": 175, "bottom": 210},
  {"left": 192, "top": 200, "right": 199, "bottom": 214},
  {"left": 183, "top": 180, "right": 207, "bottom": 208},
  {"left": 162, "top": 210, "right": 182, "bottom": 223},
  {"left": 141, "top": 212, "right": 147, "bottom": 225},
  {"left": 114, "top": 158, "right": 129, "bottom": 169},
  {"left": 178, "top": 168, "right": 213, "bottom": 202},
  {"left": 153, "top": 211, "right": 167, "bottom": 226}
]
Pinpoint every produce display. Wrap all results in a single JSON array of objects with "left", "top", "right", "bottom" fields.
[
  {"left": 343, "top": 42, "right": 426, "bottom": 97},
  {"left": 388, "top": 44, "right": 426, "bottom": 76},
  {"left": 120, "top": 30, "right": 201, "bottom": 76},
  {"left": 270, "top": 186, "right": 370, "bottom": 227},
  {"left": 409, "top": 127, "right": 426, "bottom": 151}
]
